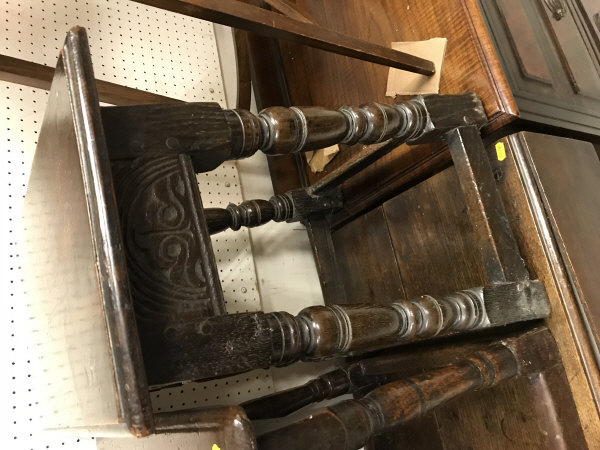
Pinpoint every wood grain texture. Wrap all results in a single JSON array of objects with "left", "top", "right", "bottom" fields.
[
  {"left": 245, "top": 30, "right": 306, "bottom": 195},
  {"left": 540, "top": 0, "right": 600, "bottom": 97},
  {"left": 435, "top": 378, "right": 546, "bottom": 450},
  {"left": 331, "top": 207, "right": 405, "bottom": 305},
  {"left": 447, "top": 126, "right": 528, "bottom": 282},
  {"left": 273, "top": 0, "right": 517, "bottom": 217},
  {"left": 360, "top": 327, "right": 586, "bottom": 449},
  {"left": 233, "top": 29, "right": 252, "bottom": 110},
  {"left": 131, "top": 0, "right": 436, "bottom": 73},
  {"left": 479, "top": 0, "right": 600, "bottom": 137},
  {"left": 495, "top": 0, "right": 553, "bottom": 84},
  {"left": 491, "top": 133, "right": 600, "bottom": 447},
  {"left": 263, "top": 0, "right": 315, "bottom": 23},
  {"left": 258, "top": 329, "right": 561, "bottom": 450},
  {"left": 524, "top": 133, "right": 600, "bottom": 344},
  {"left": 382, "top": 167, "right": 488, "bottom": 297},
  {"left": 0, "top": 54, "right": 178, "bottom": 105},
  {"left": 373, "top": 165, "right": 561, "bottom": 448}
]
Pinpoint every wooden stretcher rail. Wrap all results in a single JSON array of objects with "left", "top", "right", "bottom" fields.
[
  {"left": 131, "top": 0, "right": 436, "bottom": 74},
  {"left": 0, "top": 54, "right": 178, "bottom": 105}
]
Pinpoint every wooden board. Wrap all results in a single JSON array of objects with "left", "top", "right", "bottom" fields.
[
  {"left": 0, "top": 54, "right": 177, "bottom": 105},
  {"left": 524, "top": 133, "right": 600, "bottom": 344},
  {"left": 490, "top": 133, "right": 600, "bottom": 447},
  {"left": 332, "top": 151, "right": 592, "bottom": 448},
  {"left": 131, "top": 0, "right": 436, "bottom": 73},
  {"left": 435, "top": 378, "right": 545, "bottom": 450},
  {"left": 276, "top": 0, "right": 516, "bottom": 217},
  {"left": 382, "top": 166, "right": 488, "bottom": 297},
  {"left": 331, "top": 207, "right": 405, "bottom": 305}
]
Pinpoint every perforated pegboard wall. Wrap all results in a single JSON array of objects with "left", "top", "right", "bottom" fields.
[{"left": 1, "top": 1, "right": 275, "bottom": 449}]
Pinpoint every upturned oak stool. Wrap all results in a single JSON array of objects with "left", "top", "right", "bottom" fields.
[{"left": 23, "top": 27, "right": 551, "bottom": 444}]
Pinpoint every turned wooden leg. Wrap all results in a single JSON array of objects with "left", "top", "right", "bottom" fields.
[
  {"left": 205, "top": 188, "right": 342, "bottom": 234},
  {"left": 242, "top": 361, "right": 385, "bottom": 420},
  {"left": 242, "top": 368, "right": 358, "bottom": 420},
  {"left": 144, "top": 280, "right": 550, "bottom": 387},
  {"left": 257, "top": 328, "right": 558, "bottom": 450},
  {"left": 101, "top": 93, "right": 487, "bottom": 173}
]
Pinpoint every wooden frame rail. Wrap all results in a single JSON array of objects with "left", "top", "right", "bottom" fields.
[
  {"left": 0, "top": 54, "right": 177, "bottom": 105},
  {"left": 130, "top": 0, "right": 435, "bottom": 74}
]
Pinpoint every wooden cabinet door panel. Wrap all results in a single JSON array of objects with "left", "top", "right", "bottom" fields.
[
  {"left": 540, "top": 0, "right": 600, "bottom": 99},
  {"left": 480, "top": 0, "right": 600, "bottom": 135},
  {"left": 495, "top": 0, "right": 553, "bottom": 84}
]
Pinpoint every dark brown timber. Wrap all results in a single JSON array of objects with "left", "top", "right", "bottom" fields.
[
  {"left": 258, "top": 328, "right": 558, "bottom": 450},
  {"left": 0, "top": 54, "right": 178, "bottom": 105},
  {"left": 101, "top": 94, "right": 486, "bottom": 176},
  {"left": 130, "top": 0, "right": 435, "bottom": 74},
  {"left": 447, "top": 126, "right": 529, "bottom": 283},
  {"left": 145, "top": 280, "right": 549, "bottom": 386}
]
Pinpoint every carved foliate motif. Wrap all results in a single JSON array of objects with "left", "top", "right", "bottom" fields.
[{"left": 112, "top": 155, "right": 217, "bottom": 324}]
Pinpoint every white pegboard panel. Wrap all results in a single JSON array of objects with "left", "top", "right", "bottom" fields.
[
  {"left": 3, "top": 0, "right": 225, "bottom": 102},
  {"left": 1, "top": 2, "right": 275, "bottom": 449},
  {"left": 149, "top": 369, "right": 273, "bottom": 413}
]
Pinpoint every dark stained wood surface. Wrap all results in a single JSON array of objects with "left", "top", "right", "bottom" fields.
[
  {"left": 490, "top": 133, "right": 600, "bottom": 445},
  {"left": 233, "top": 29, "right": 252, "bottom": 110},
  {"left": 369, "top": 415, "right": 445, "bottom": 450},
  {"left": 363, "top": 326, "right": 586, "bottom": 449},
  {"left": 275, "top": 0, "right": 517, "bottom": 216},
  {"left": 446, "top": 126, "right": 529, "bottom": 283},
  {"left": 495, "top": 0, "right": 553, "bottom": 84},
  {"left": 131, "top": 0, "right": 436, "bottom": 73},
  {"left": 331, "top": 207, "right": 405, "bottom": 305},
  {"left": 380, "top": 162, "right": 539, "bottom": 450},
  {"left": 154, "top": 407, "right": 257, "bottom": 448},
  {"left": 479, "top": 0, "right": 600, "bottom": 137},
  {"left": 330, "top": 163, "right": 565, "bottom": 448},
  {"left": 258, "top": 328, "right": 563, "bottom": 450},
  {"left": 383, "top": 167, "right": 488, "bottom": 297},
  {"left": 521, "top": 133, "right": 600, "bottom": 353},
  {"left": 262, "top": 0, "right": 315, "bottom": 23},
  {"left": 245, "top": 31, "right": 306, "bottom": 194},
  {"left": 0, "top": 54, "right": 178, "bottom": 105},
  {"left": 435, "top": 378, "right": 546, "bottom": 450}
]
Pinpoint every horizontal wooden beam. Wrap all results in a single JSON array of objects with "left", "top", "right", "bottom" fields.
[
  {"left": 131, "top": 0, "right": 436, "bottom": 75},
  {"left": 0, "top": 54, "right": 179, "bottom": 105}
]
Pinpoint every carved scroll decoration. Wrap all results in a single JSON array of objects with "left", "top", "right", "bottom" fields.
[{"left": 112, "top": 156, "right": 216, "bottom": 324}]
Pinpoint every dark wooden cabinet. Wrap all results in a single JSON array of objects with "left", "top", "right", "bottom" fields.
[{"left": 479, "top": 0, "right": 600, "bottom": 135}]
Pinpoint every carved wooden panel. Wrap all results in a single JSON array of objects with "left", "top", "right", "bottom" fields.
[
  {"left": 111, "top": 153, "right": 226, "bottom": 386},
  {"left": 112, "top": 155, "right": 225, "bottom": 324}
]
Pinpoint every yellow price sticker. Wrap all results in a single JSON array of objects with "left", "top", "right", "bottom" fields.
[
  {"left": 212, "top": 445, "right": 221, "bottom": 450},
  {"left": 495, "top": 142, "right": 506, "bottom": 162}
]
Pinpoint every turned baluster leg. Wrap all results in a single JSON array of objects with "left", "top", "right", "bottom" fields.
[
  {"left": 205, "top": 188, "right": 342, "bottom": 234},
  {"left": 101, "top": 94, "right": 487, "bottom": 173},
  {"left": 146, "top": 280, "right": 550, "bottom": 386},
  {"left": 242, "top": 368, "right": 356, "bottom": 420},
  {"left": 257, "top": 328, "right": 558, "bottom": 450},
  {"left": 242, "top": 361, "right": 385, "bottom": 420}
]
